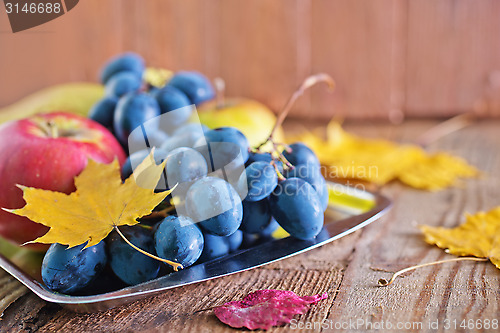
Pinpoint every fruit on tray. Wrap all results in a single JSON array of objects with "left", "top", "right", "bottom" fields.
[
  {"left": 0, "top": 112, "right": 126, "bottom": 247},
  {"left": 239, "top": 161, "right": 278, "bottom": 202},
  {"left": 185, "top": 177, "right": 243, "bottom": 237},
  {"left": 100, "top": 52, "right": 145, "bottom": 84},
  {"left": 168, "top": 71, "right": 215, "bottom": 106},
  {"left": 108, "top": 226, "right": 161, "bottom": 285},
  {"left": 268, "top": 178, "right": 324, "bottom": 240},
  {"left": 198, "top": 98, "right": 285, "bottom": 148},
  {"left": 41, "top": 242, "right": 107, "bottom": 294},
  {"left": 154, "top": 215, "right": 205, "bottom": 268},
  {"left": 0, "top": 83, "right": 104, "bottom": 125},
  {"left": 2, "top": 53, "right": 334, "bottom": 295},
  {"left": 113, "top": 91, "right": 161, "bottom": 145}
]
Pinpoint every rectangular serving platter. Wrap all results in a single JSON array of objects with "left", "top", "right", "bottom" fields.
[{"left": 0, "top": 181, "right": 391, "bottom": 313}]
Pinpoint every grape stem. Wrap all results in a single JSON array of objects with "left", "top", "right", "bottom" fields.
[
  {"left": 214, "top": 77, "right": 226, "bottom": 109},
  {"left": 271, "top": 160, "right": 286, "bottom": 181},
  {"left": 142, "top": 205, "right": 176, "bottom": 219},
  {"left": 255, "top": 73, "right": 335, "bottom": 150},
  {"left": 377, "top": 257, "right": 488, "bottom": 287},
  {"left": 114, "top": 225, "right": 183, "bottom": 271}
]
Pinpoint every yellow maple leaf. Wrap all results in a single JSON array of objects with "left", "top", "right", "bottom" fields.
[
  {"left": 419, "top": 207, "right": 500, "bottom": 269},
  {"left": 288, "top": 120, "right": 478, "bottom": 191},
  {"left": 4, "top": 151, "right": 171, "bottom": 249}
]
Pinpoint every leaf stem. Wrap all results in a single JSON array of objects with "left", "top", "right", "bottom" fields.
[
  {"left": 114, "top": 225, "right": 183, "bottom": 271},
  {"left": 378, "top": 257, "right": 488, "bottom": 287}
]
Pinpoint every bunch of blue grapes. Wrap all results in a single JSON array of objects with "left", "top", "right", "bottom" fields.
[
  {"left": 88, "top": 52, "right": 215, "bottom": 149},
  {"left": 40, "top": 53, "right": 329, "bottom": 295}
]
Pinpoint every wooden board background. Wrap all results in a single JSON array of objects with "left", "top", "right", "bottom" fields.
[
  {"left": 1, "top": 0, "right": 500, "bottom": 120},
  {"left": 2, "top": 119, "right": 500, "bottom": 332}
]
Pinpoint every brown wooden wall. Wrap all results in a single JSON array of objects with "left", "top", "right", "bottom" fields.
[{"left": 1, "top": 0, "right": 500, "bottom": 120}]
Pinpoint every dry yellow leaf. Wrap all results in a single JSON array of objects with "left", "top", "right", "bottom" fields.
[
  {"left": 5, "top": 151, "right": 171, "bottom": 248},
  {"left": 419, "top": 207, "right": 500, "bottom": 269},
  {"left": 288, "top": 120, "right": 478, "bottom": 191}
]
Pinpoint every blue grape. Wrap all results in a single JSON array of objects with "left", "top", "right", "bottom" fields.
[
  {"left": 185, "top": 177, "right": 243, "bottom": 236},
  {"left": 154, "top": 215, "right": 204, "bottom": 268},
  {"left": 260, "top": 218, "right": 279, "bottom": 237},
  {"left": 121, "top": 148, "right": 168, "bottom": 180},
  {"left": 246, "top": 152, "right": 283, "bottom": 172},
  {"left": 240, "top": 232, "right": 261, "bottom": 249},
  {"left": 282, "top": 142, "right": 320, "bottom": 168},
  {"left": 114, "top": 92, "right": 161, "bottom": 145},
  {"left": 285, "top": 164, "right": 328, "bottom": 211},
  {"left": 165, "top": 147, "right": 208, "bottom": 193},
  {"left": 100, "top": 52, "right": 145, "bottom": 84},
  {"left": 318, "top": 181, "right": 329, "bottom": 211},
  {"left": 196, "top": 127, "right": 250, "bottom": 167},
  {"left": 169, "top": 71, "right": 215, "bottom": 105},
  {"left": 268, "top": 178, "right": 324, "bottom": 240},
  {"left": 225, "top": 229, "right": 243, "bottom": 252},
  {"left": 197, "top": 232, "right": 230, "bottom": 263},
  {"left": 247, "top": 152, "right": 273, "bottom": 165},
  {"left": 161, "top": 123, "right": 207, "bottom": 153},
  {"left": 41, "top": 242, "right": 107, "bottom": 294},
  {"left": 88, "top": 96, "right": 118, "bottom": 128},
  {"left": 173, "top": 123, "right": 209, "bottom": 139},
  {"left": 148, "top": 86, "right": 160, "bottom": 94},
  {"left": 107, "top": 226, "right": 160, "bottom": 285},
  {"left": 240, "top": 199, "right": 273, "bottom": 234},
  {"left": 152, "top": 85, "right": 192, "bottom": 129},
  {"left": 239, "top": 161, "right": 278, "bottom": 201},
  {"left": 105, "top": 71, "right": 142, "bottom": 98},
  {"left": 128, "top": 129, "right": 169, "bottom": 151}
]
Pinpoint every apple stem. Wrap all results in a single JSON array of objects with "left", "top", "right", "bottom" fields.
[
  {"left": 114, "top": 225, "right": 183, "bottom": 271},
  {"left": 36, "top": 119, "right": 59, "bottom": 138},
  {"left": 214, "top": 77, "right": 226, "bottom": 109},
  {"left": 255, "top": 73, "right": 335, "bottom": 150},
  {"left": 377, "top": 257, "right": 488, "bottom": 287},
  {"left": 47, "top": 121, "right": 59, "bottom": 138}
]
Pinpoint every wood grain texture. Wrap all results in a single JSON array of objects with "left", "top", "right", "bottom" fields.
[
  {"left": 2, "top": 1, "right": 500, "bottom": 119},
  {"left": 310, "top": 0, "right": 403, "bottom": 120},
  {"left": 405, "top": 0, "right": 500, "bottom": 117},
  {"left": 1, "top": 119, "right": 499, "bottom": 332}
]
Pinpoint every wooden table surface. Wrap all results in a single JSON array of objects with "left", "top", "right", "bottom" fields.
[{"left": 1, "top": 119, "right": 499, "bottom": 332}]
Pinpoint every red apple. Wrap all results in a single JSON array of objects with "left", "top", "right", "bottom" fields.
[{"left": 0, "top": 112, "right": 126, "bottom": 249}]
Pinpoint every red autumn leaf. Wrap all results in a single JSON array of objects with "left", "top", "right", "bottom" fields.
[{"left": 213, "top": 289, "right": 328, "bottom": 330}]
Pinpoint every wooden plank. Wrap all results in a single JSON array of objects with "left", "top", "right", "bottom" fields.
[
  {"left": 0, "top": 0, "right": 123, "bottom": 105},
  {"left": 1, "top": 232, "right": 359, "bottom": 332},
  {"left": 326, "top": 120, "right": 500, "bottom": 332},
  {"left": 2, "top": 120, "right": 500, "bottom": 332},
  {"left": 310, "top": 0, "right": 405, "bottom": 121},
  {"left": 211, "top": 0, "right": 306, "bottom": 116},
  {"left": 405, "top": 0, "right": 500, "bottom": 117},
  {"left": 3, "top": 1, "right": 500, "bottom": 118}
]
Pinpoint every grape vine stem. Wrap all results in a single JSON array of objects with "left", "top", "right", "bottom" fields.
[
  {"left": 114, "top": 225, "right": 183, "bottom": 271},
  {"left": 377, "top": 257, "right": 488, "bottom": 287},
  {"left": 255, "top": 73, "right": 335, "bottom": 150},
  {"left": 142, "top": 205, "right": 176, "bottom": 219}
]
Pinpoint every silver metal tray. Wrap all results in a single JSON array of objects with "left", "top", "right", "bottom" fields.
[{"left": 0, "top": 181, "right": 391, "bottom": 313}]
